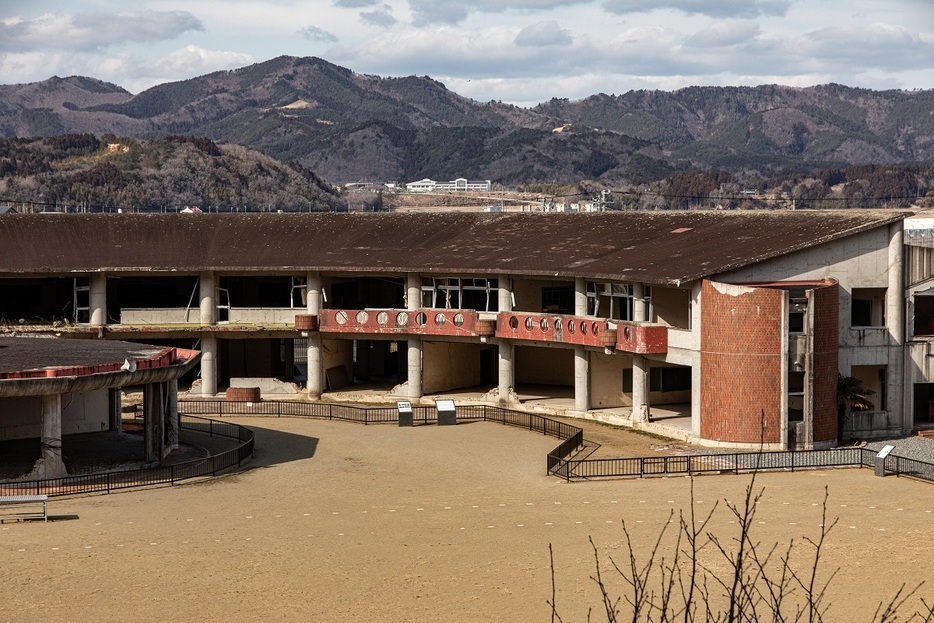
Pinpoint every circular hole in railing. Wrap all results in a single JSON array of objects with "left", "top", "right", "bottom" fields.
[
  {"left": 540, "top": 318, "right": 549, "bottom": 332},
  {"left": 553, "top": 318, "right": 561, "bottom": 332},
  {"left": 355, "top": 310, "right": 369, "bottom": 324},
  {"left": 525, "top": 317, "right": 535, "bottom": 331},
  {"left": 567, "top": 319, "right": 576, "bottom": 334},
  {"left": 335, "top": 311, "right": 348, "bottom": 325},
  {"left": 509, "top": 316, "right": 519, "bottom": 330},
  {"left": 580, "top": 321, "right": 588, "bottom": 335},
  {"left": 453, "top": 313, "right": 465, "bottom": 327},
  {"left": 376, "top": 311, "right": 389, "bottom": 325},
  {"left": 396, "top": 311, "right": 409, "bottom": 326},
  {"left": 435, "top": 312, "right": 446, "bottom": 326},
  {"left": 415, "top": 312, "right": 427, "bottom": 326},
  {"left": 592, "top": 321, "right": 600, "bottom": 335},
  {"left": 624, "top": 326, "right": 632, "bottom": 341}
]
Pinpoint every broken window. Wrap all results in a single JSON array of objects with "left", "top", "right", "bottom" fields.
[
  {"left": 420, "top": 277, "right": 499, "bottom": 311},
  {"left": 851, "top": 287, "right": 886, "bottom": 327},
  {"left": 586, "top": 282, "right": 639, "bottom": 320}
]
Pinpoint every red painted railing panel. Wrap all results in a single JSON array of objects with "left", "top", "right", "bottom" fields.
[
  {"left": 615, "top": 321, "right": 668, "bottom": 354},
  {"left": 317, "top": 309, "right": 496, "bottom": 338},
  {"left": 495, "top": 313, "right": 617, "bottom": 348}
]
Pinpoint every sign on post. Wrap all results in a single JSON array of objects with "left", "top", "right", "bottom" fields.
[
  {"left": 397, "top": 401, "right": 413, "bottom": 427},
  {"left": 436, "top": 399, "right": 456, "bottom": 426}
]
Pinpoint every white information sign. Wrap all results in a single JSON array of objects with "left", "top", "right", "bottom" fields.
[{"left": 876, "top": 444, "right": 895, "bottom": 459}]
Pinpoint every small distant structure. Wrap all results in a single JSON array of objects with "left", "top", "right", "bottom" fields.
[
  {"left": 0, "top": 206, "right": 17, "bottom": 215},
  {"left": 405, "top": 178, "right": 492, "bottom": 193},
  {"left": 180, "top": 206, "right": 202, "bottom": 213}
]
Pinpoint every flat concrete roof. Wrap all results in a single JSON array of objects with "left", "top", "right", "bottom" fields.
[
  {"left": 0, "top": 337, "right": 169, "bottom": 375},
  {"left": 0, "top": 210, "right": 909, "bottom": 285}
]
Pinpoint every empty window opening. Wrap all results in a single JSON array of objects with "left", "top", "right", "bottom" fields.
[
  {"left": 420, "top": 277, "right": 498, "bottom": 311},
  {"left": 851, "top": 287, "right": 886, "bottom": 328}
]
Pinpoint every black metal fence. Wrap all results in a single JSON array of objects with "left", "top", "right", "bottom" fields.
[
  {"left": 176, "top": 400, "right": 934, "bottom": 485},
  {"left": 0, "top": 414, "right": 254, "bottom": 498},
  {"left": 5, "top": 399, "right": 932, "bottom": 498}
]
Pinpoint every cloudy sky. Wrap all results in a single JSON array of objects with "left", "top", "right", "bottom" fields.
[{"left": 1, "top": 0, "right": 932, "bottom": 107}]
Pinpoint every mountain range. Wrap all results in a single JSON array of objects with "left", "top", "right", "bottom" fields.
[{"left": 1, "top": 55, "right": 932, "bottom": 186}]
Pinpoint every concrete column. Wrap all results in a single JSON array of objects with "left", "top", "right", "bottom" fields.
[
  {"left": 108, "top": 388, "right": 122, "bottom": 432},
  {"left": 199, "top": 271, "right": 215, "bottom": 325},
  {"left": 306, "top": 271, "right": 324, "bottom": 399},
  {"left": 201, "top": 333, "right": 218, "bottom": 396},
  {"left": 632, "top": 283, "right": 647, "bottom": 323},
  {"left": 33, "top": 394, "right": 67, "bottom": 479},
  {"left": 887, "top": 222, "right": 907, "bottom": 430},
  {"left": 406, "top": 272, "right": 422, "bottom": 400},
  {"left": 143, "top": 383, "right": 166, "bottom": 463},
  {"left": 497, "top": 275, "right": 515, "bottom": 405},
  {"left": 574, "top": 278, "right": 589, "bottom": 413},
  {"left": 167, "top": 379, "right": 179, "bottom": 451},
  {"left": 89, "top": 272, "right": 107, "bottom": 326},
  {"left": 631, "top": 282, "right": 649, "bottom": 422}
]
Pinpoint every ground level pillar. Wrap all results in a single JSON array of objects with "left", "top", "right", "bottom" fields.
[
  {"left": 497, "top": 274, "right": 515, "bottom": 405},
  {"left": 32, "top": 394, "right": 67, "bottom": 479},
  {"left": 144, "top": 383, "right": 166, "bottom": 463},
  {"left": 574, "top": 278, "right": 589, "bottom": 413},
  {"left": 406, "top": 272, "right": 423, "bottom": 400},
  {"left": 306, "top": 271, "right": 323, "bottom": 399},
  {"left": 201, "top": 333, "right": 218, "bottom": 396}
]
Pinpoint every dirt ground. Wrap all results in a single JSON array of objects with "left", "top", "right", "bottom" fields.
[{"left": 1, "top": 417, "right": 932, "bottom": 623}]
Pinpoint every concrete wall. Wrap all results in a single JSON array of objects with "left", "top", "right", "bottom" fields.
[
  {"left": 422, "top": 341, "right": 482, "bottom": 393},
  {"left": 716, "top": 226, "right": 895, "bottom": 356},
  {"left": 717, "top": 225, "right": 904, "bottom": 434},
  {"left": 121, "top": 308, "right": 199, "bottom": 324},
  {"left": 515, "top": 345, "right": 573, "bottom": 386},
  {"left": 0, "top": 389, "right": 109, "bottom": 440},
  {"left": 590, "top": 352, "right": 629, "bottom": 408},
  {"left": 227, "top": 308, "right": 298, "bottom": 324},
  {"left": 323, "top": 338, "right": 354, "bottom": 390}
]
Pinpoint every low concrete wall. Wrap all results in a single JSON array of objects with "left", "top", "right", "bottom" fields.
[
  {"left": 121, "top": 308, "right": 199, "bottom": 324},
  {"left": 843, "top": 410, "right": 901, "bottom": 439},
  {"left": 227, "top": 308, "right": 297, "bottom": 324}
]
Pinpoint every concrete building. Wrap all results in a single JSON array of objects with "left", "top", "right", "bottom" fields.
[
  {"left": 0, "top": 337, "right": 199, "bottom": 478},
  {"left": 0, "top": 210, "right": 915, "bottom": 449},
  {"left": 405, "top": 178, "right": 492, "bottom": 193}
]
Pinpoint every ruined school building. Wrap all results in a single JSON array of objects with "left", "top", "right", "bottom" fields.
[{"left": 0, "top": 209, "right": 929, "bottom": 450}]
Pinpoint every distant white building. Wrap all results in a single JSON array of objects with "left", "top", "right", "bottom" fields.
[{"left": 405, "top": 178, "right": 492, "bottom": 193}]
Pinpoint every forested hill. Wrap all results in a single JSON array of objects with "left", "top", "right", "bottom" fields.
[
  {"left": 0, "top": 56, "right": 932, "bottom": 186},
  {"left": 0, "top": 134, "right": 345, "bottom": 213}
]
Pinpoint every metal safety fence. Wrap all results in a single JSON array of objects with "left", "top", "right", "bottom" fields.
[
  {"left": 4, "top": 399, "right": 932, "bottom": 498},
  {"left": 0, "top": 414, "right": 255, "bottom": 498}
]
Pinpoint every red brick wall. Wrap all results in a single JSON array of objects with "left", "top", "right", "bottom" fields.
[
  {"left": 811, "top": 281, "right": 839, "bottom": 443},
  {"left": 700, "top": 280, "right": 784, "bottom": 444}
]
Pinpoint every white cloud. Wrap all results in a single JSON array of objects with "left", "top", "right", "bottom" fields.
[
  {"left": 299, "top": 25, "right": 339, "bottom": 43},
  {"left": 361, "top": 6, "right": 397, "bottom": 27},
  {"left": 0, "top": 11, "right": 203, "bottom": 52},
  {"left": 148, "top": 45, "right": 254, "bottom": 80},
  {"left": 603, "top": 0, "right": 791, "bottom": 18},
  {"left": 515, "top": 21, "right": 572, "bottom": 47}
]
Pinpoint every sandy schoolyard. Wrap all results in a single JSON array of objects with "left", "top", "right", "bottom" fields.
[{"left": 2, "top": 417, "right": 932, "bottom": 622}]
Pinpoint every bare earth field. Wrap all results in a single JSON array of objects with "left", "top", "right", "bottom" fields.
[{"left": 1, "top": 417, "right": 932, "bottom": 622}]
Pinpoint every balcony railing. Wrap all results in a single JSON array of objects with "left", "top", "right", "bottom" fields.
[
  {"left": 614, "top": 320, "right": 668, "bottom": 354},
  {"left": 495, "top": 313, "right": 616, "bottom": 348},
  {"left": 317, "top": 308, "right": 495, "bottom": 338}
]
